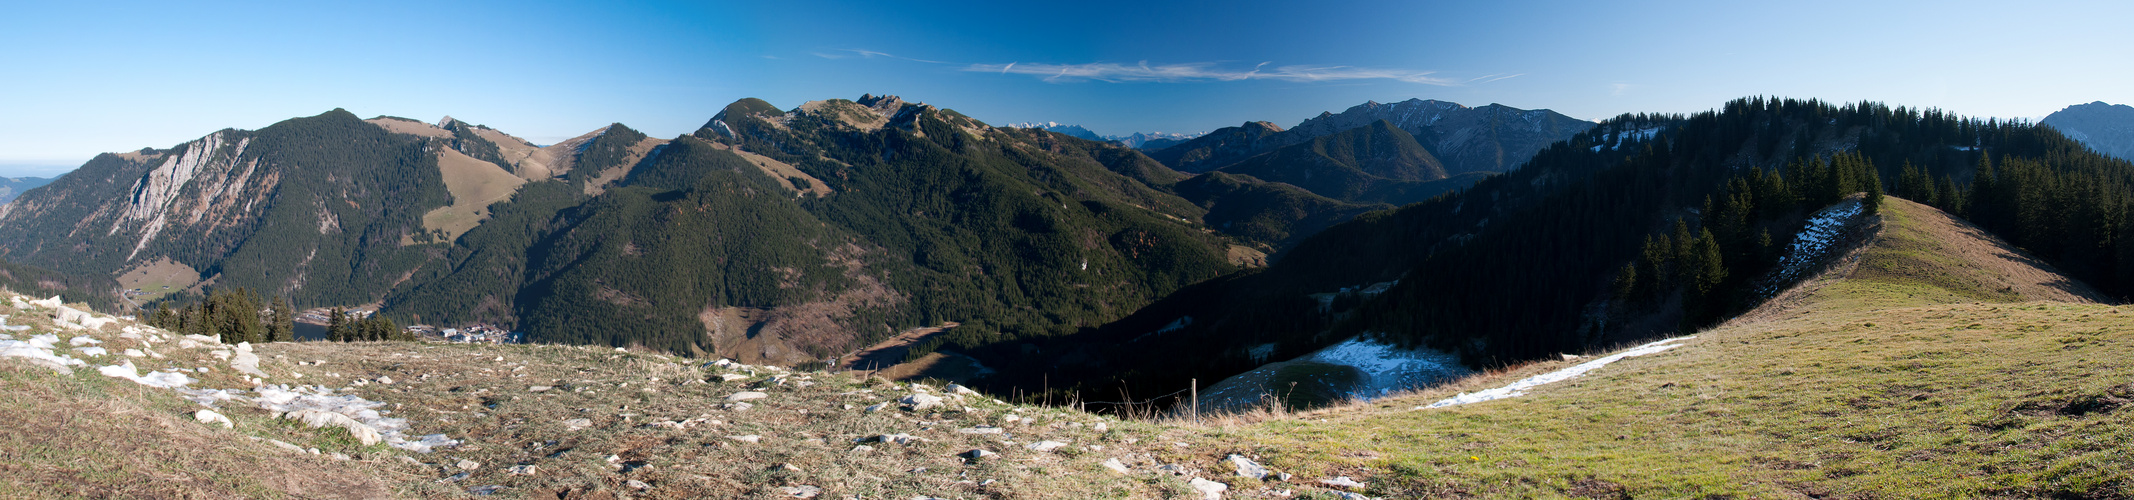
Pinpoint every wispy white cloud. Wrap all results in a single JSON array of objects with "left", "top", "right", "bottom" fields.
[
  {"left": 811, "top": 49, "right": 947, "bottom": 64},
  {"left": 962, "top": 60, "right": 1463, "bottom": 85},
  {"left": 1468, "top": 73, "right": 1524, "bottom": 84}
]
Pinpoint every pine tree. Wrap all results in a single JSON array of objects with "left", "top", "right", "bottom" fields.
[
  {"left": 1863, "top": 165, "right": 1884, "bottom": 215},
  {"left": 327, "top": 307, "right": 346, "bottom": 342},
  {"left": 267, "top": 297, "right": 295, "bottom": 342}
]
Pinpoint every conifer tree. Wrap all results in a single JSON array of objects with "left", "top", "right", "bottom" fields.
[{"left": 327, "top": 307, "right": 347, "bottom": 342}]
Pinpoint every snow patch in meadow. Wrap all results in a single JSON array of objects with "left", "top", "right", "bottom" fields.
[{"left": 1418, "top": 336, "right": 1694, "bottom": 409}]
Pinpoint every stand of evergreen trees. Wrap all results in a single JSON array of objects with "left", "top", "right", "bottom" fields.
[
  {"left": 325, "top": 306, "right": 409, "bottom": 342},
  {"left": 150, "top": 288, "right": 295, "bottom": 344}
]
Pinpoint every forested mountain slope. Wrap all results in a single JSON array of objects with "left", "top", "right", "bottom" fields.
[
  {"left": 1146, "top": 98, "right": 1591, "bottom": 176},
  {"left": 984, "top": 97, "right": 2134, "bottom": 408}
]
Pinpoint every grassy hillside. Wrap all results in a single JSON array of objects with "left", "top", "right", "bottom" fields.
[{"left": 1218, "top": 196, "right": 2132, "bottom": 498}]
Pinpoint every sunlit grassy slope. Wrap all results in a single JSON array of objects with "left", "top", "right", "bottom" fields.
[{"left": 1213, "top": 197, "right": 2133, "bottom": 498}]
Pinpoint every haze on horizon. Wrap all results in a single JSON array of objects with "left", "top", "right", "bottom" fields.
[{"left": 2, "top": 0, "right": 2128, "bottom": 177}]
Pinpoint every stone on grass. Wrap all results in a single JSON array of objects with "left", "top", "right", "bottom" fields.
[
  {"left": 946, "top": 384, "right": 979, "bottom": 395},
  {"left": 457, "top": 459, "right": 481, "bottom": 470},
  {"left": 625, "top": 479, "right": 650, "bottom": 491},
  {"left": 727, "top": 434, "right": 762, "bottom": 443},
  {"left": 719, "top": 373, "right": 750, "bottom": 382},
  {"left": 468, "top": 485, "right": 504, "bottom": 495},
  {"left": 284, "top": 409, "right": 381, "bottom": 446},
  {"left": 727, "top": 391, "right": 768, "bottom": 401},
  {"left": 955, "top": 426, "right": 1004, "bottom": 434},
  {"left": 1321, "top": 476, "right": 1366, "bottom": 489},
  {"left": 1188, "top": 477, "right": 1229, "bottom": 499},
  {"left": 193, "top": 409, "right": 233, "bottom": 428},
  {"left": 528, "top": 385, "right": 552, "bottom": 392},
  {"left": 1102, "top": 458, "right": 1130, "bottom": 473},
  {"left": 1225, "top": 454, "right": 1268, "bottom": 479},
  {"left": 781, "top": 485, "right": 822, "bottom": 498},
  {"left": 864, "top": 403, "right": 888, "bottom": 413},
  {"left": 1026, "top": 440, "right": 1068, "bottom": 452},
  {"left": 507, "top": 465, "right": 536, "bottom": 476},
  {"left": 563, "top": 418, "right": 593, "bottom": 431},
  {"left": 901, "top": 393, "right": 944, "bottom": 411},
  {"left": 960, "top": 449, "right": 996, "bottom": 460}
]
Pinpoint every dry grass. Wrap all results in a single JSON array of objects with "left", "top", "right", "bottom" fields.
[
  {"left": 113, "top": 257, "right": 201, "bottom": 303},
  {"left": 416, "top": 148, "right": 528, "bottom": 243}
]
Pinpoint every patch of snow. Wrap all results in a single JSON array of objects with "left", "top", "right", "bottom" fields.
[
  {"left": 1418, "top": 336, "right": 1694, "bottom": 409},
  {"left": 1758, "top": 199, "right": 1864, "bottom": 296},
  {"left": 1307, "top": 337, "right": 1471, "bottom": 400}
]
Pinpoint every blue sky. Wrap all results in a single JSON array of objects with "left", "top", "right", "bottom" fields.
[{"left": 2, "top": 0, "right": 2129, "bottom": 177}]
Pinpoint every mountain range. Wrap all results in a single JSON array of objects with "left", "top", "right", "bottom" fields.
[
  {"left": 0, "top": 176, "right": 50, "bottom": 205},
  {"left": 8, "top": 95, "right": 2132, "bottom": 417},
  {"left": 2042, "top": 100, "right": 2134, "bottom": 161},
  {"left": 1146, "top": 99, "right": 1593, "bottom": 175},
  {"left": 1002, "top": 122, "right": 1202, "bottom": 149}
]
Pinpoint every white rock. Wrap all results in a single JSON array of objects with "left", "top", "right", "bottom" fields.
[
  {"left": 781, "top": 485, "right": 822, "bottom": 498},
  {"left": 901, "top": 393, "right": 945, "bottom": 411},
  {"left": 625, "top": 480, "right": 651, "bottom": 491},
  {"left": 946, "top": 384, "right": 979, "bottom": 395},
  {"left": 285, "top": 409, "right": 382, "bottom": 446},
  {"left": 1225, "top": 454, "right": 1269, "bottom": 479},
  {"left": 508, "top": 465, "right": 537, "bottom": 476},
  {"left": 955, "top": 426, "right": 1004, "bottom": 435},
  {"left": 376, "top": 375, "right": 393, "bottom": 385},
  {"left": 1094, "top": 422, "right": 1108, "bottom": 432},
  {"left": 1102, "top": 458, "right": 1130, "bottom": 473},
  {"left": 1321, "top": 476, "right": 1366, "bottom": 489},
  {"left": 864, "top": 403, "right": 888, "bottom": 413},
  {"left": 960, "top": 449, "right": 996, "bottom": 460},
  {"left": 727, "top": 434, "right": 762, "bottom": 443},
  {"left": 528, "top": 385, "right": 552, "bottom": 392},
  {"left": 457, "top": 459, "right": 481, "bottom": 470},
  {"left": 563, "top": 418, "right": 593, "bottom": 431},
  {"left": 265, "top": 438, "right": 306, "bottom": 453},
  {"left": 1026, "top": 440, "right": 1068, "bottom": 452},
  {"left": 1188, "top": 477, "right": 1229, "bottom": 499},
  {"left": 29, "top": 296, "right": 61, "bottom": 309},
  {"left": 123, "top": 349, "right": 145, "bottom": 358},
  {"left": 194, "top": 409, "right": 234, "bottom": 428},
  {"left": 719, "top": 373, "right": 750, "bottom": 382},
  {"left": 228, "top": 344, "right": 268, "bottom": 378},
  {"left": 68, "top": 336, "right": 101, "bottom": 346},
  {"left": 727, "top": 391, "right": 768, "bottom": 401}
]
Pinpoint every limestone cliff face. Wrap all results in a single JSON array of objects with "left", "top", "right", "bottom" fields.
[{"left": 0, "top": 110, "right": 453, "bottom": 307}]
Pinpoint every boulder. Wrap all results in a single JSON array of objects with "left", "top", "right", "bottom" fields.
[
  {"left": 1225, "top": 454, "right": 1269, "bottom": 479},
  {"left": 901, "top": 393, "right": 944, "bottom": 411},
  {"left": 1188, "top": 477, "right": 1229, "bottom": 499},
  {"left": 194, "top": 409, "right": 234, "bottom": 428},
  {"left": 285, "top": 409, "right": 381, "bottom": 446},
  {"left": 727, "top": 391, "right": 768, "bottom": 401}
]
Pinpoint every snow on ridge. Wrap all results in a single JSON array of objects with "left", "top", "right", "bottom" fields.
[
  {"left": 1757, "top": 199, "right": 1864, "bottom": 296},
  {"left": 1417, "top": 336, "right": 1694, "bottom": 409}
]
